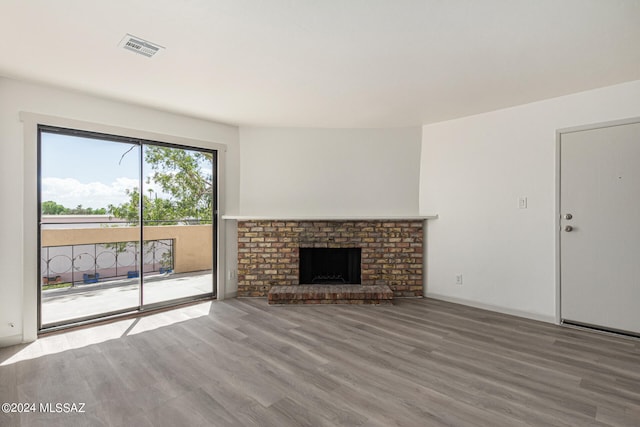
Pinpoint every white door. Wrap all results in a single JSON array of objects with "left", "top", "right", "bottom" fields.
[{"left": 560, "top": 120, "right": 640, "bottom": 335}]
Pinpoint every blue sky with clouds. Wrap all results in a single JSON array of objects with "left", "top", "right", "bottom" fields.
[
  {"left": 41, "top": 132, "right": 147, "bottom": 210},
  {"left": 41, "top": 132, "right": 214, "bottom": 211}
]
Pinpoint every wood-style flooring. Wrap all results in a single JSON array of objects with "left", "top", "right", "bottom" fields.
[{"left": 1, "top": 298, "right": 639, "bottom": 426}]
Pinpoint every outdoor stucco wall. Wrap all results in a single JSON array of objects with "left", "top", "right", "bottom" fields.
[{"left": 42, "top": 225, "right": 213, "bottom": 274}]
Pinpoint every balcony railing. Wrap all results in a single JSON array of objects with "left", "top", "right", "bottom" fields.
[
  {"left": 41, "top": 239, "right": 174, "bottom": 286},
  {"left": 40, "top": 218, "right": 214, "bottom": 289}
]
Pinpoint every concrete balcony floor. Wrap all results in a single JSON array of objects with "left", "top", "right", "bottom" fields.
[{"left": 41, "top": 271, "right": 213, "bottom": 325}]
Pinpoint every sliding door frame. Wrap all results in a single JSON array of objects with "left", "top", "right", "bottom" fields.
[
  {"left": 22, "top": 112, "right": 227, "bottom": 336},
  {"left": 138, "top": 139, "right": 219, "bottom": 311}
]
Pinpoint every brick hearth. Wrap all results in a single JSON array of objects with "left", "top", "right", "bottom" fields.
[
  {"left": 268, "top": 284, "right": 394, "bottom": 305},
  {"left": 236, "top": 220, "right": 423, "bottom": 297}
]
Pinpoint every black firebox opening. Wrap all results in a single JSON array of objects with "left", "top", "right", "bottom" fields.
[{"left": 299, "top": 248, "right": 361, "bottom": 284}]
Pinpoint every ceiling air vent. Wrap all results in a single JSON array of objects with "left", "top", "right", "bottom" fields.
[{"left": 118, "top": 34, "right": 164, "bottom": 58}]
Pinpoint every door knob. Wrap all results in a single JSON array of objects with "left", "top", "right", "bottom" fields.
[
  {"left": 564, "top": 213, "right": 573, "bottom": 220},
  {"left": 564, "top": 225, "right": 573, "bottom": 232}
]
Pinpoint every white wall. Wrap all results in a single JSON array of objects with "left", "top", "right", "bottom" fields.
[
  {"left": 239, "top": 127, "right": 422, "bottom": 216},
  {"left": 0, "top": 78, "right": 240, "bottom": 346},
  {"left": 420, "top": 79, "right": 640, "bottom": 322}
]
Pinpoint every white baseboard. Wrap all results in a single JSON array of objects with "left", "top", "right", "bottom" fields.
[
  {"left": 223, "top": 291, "right": 237, "bottom": 299},
  {"left": 0, "top": 334, "right": 25, "bottom": 349},
  {"left": 425, "top": 292, "right": 556, "bottom": 324}
]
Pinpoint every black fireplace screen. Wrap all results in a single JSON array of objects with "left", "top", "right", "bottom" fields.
[{"left": 299, "top": 248, "right": 361, "bottom": 284}]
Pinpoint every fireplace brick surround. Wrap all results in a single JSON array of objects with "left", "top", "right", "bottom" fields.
[{"left": 236, "top": 220, "right": 424, "bottom": 297}]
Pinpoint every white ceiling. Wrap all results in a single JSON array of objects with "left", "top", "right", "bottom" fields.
[{"left": 1, "top": 0, "right": 639, "bottom": 128}]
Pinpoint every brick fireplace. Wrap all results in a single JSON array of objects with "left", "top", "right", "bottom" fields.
[{"left": 235, "top": 220, "right": 424, "bottom": 297}]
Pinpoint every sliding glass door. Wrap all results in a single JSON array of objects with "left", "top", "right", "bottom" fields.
[
  {"left": 141, "top": 144, "right": 215, "bottom": 306},
  {"left": 38, "top": 126, "right": 216, "bottom": 329}
]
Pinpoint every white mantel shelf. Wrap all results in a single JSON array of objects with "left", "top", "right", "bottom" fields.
[{"left": 222, "top": 215, "right": 438, "bottom": 221}]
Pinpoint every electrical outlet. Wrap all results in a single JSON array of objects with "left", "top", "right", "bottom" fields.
[
  {"left": 455, "top": 274, "right": 463, "bottom": 285},
  {"left": 518, "top": 196, "right": 528, "bottom": 209}
]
